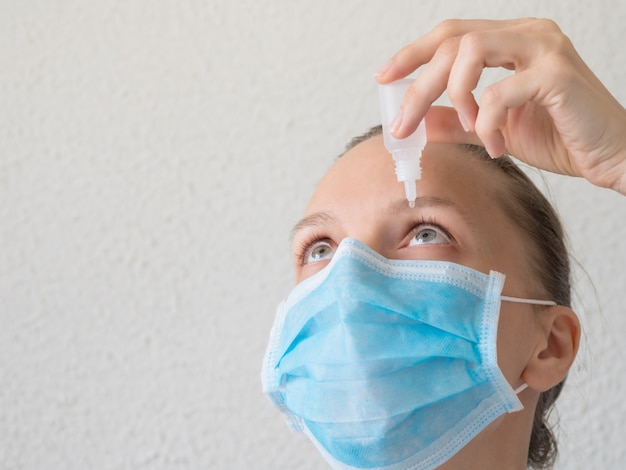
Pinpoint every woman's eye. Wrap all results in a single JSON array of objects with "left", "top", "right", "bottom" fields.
[
  {"left": 305, "top": 241, "right": 335, "bottom": 264},
  {"left": 409, "top": 225, "right": 450, "bottom": 246}
]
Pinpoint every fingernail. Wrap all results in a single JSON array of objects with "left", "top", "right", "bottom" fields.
[
  {"left": 458, "top": 113, "right": 470, "bottom": 132},
  {"left": 485, "top": 143, "right": 502, "bottom": 159},
  {"left": 390, "top": 108, "right": 404, "bottom": 135},
  {"left": 374, "top": 60, "right": 392, "bottom": 79},
  {"left": 486, "top": 133, "right": 506, "bottom": 158}
]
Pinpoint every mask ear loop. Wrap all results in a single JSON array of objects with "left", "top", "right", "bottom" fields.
[
  {"left": 513, "top": 383, "right": 529, "bottom": 394},
  {"left": 501, "top": 295, "right": 557, "bottom": 306},
  {"left": 502, "top": 296, "right": 555, "bottom": 397},
  {"left": 500, "top": 296, "right": 554, "bottom": 399}
]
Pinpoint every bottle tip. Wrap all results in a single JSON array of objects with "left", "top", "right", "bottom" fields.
[{"left": 408, "top": 200, "right": 416, "bottom": 209}]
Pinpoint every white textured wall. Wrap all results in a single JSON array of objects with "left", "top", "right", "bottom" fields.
[{"left": 2, "top": 1, "right": 625, "bottom": 469}]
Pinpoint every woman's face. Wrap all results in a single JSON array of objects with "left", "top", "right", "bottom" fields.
[{"left": 291, "top": 135, "right": 545, "bottom": 389}]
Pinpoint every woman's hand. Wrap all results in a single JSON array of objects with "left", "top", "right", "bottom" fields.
[{"left": 375, "top": 18, "right": 626, "bottom": 195}]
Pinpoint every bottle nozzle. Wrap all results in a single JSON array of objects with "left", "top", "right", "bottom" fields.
[
  {"left": 404, "top": 180, "right": 416, "bottom": 208},
  {"left": 393, "top": 149, "right": 421, "bottom": 208}
]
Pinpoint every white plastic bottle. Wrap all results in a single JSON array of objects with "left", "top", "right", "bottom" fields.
[{"left": 378, "top": 79, "right": 426, "bottom": 208}]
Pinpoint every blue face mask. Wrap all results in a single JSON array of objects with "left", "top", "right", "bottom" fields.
[{"left": 261, "top": 238, "right": 556, "bottom": 470}]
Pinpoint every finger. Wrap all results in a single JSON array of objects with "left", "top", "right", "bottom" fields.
[
  {"left": 391, "top": 36, "right": 461, "bottom": 139},
  {"left": 376, "top": 18, "right": 533, "bottom": 83},
  {"left": 423, "top": 106, "right": 483, "bottom": 145},
  {"left": 474, "top": 72, "right": 542, "bottom": 158},
  {"left": 447, "top": 26, "right": 547, "bottom": 132}
]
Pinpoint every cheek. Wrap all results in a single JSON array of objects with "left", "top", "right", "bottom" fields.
[{"left": 496, "top": 305, "right": 537, "bottom": 385}]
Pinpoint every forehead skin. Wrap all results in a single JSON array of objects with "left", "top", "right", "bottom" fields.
[{"left": 295, "top": 135, "right": 538, "bottom": 297}]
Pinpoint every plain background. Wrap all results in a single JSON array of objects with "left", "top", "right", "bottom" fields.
[{"left": 2, "top": 1, "right": 626, "bottom": 469}]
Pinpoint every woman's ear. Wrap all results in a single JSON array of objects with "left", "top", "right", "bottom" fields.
[{"left": 522, "top": 306, "right": 580, "bottom": 392}]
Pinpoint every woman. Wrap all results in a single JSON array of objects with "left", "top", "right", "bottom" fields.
[{"left": 262, "top": 18, "right": 624, "bottom": 469}]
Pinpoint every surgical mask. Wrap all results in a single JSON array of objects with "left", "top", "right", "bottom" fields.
[{"left": 261, "top": 238, "right": 556, "bottom": 470}]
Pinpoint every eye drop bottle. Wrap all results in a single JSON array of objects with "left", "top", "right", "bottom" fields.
[{"left": 378, "top": 79, "right": 426, "bottom": 208}]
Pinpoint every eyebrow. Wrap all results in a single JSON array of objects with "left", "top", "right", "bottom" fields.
[
  {"left": 291, "top": 211, "right": 338, "bottom": 240},
  {"left": 291, "top": 196, "right": 473, "bottom": 240}
]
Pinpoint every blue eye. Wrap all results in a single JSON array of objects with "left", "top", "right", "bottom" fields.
[
  {"left": 409, "top": 225, "right": 450, "bottom": 246},
  {"left": 305, "top": 240, "right": 335, "bottom": 264}
]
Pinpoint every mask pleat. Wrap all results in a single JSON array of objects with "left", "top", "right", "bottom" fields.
[
  {"left": 305, "top": 380, "right": 508, "bottom": 468},
  {"left": 283, "top": 356, "right": 486, "bottom": 423}
]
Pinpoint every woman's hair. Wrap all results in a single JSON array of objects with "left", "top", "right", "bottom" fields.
[{"left": 343, "top": 125, "right": 571, "bottom": 469}]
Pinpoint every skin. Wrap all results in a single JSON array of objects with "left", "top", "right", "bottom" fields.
[
  {"left": 291, "top": 135, "right": 579, "bottom": 469},
  {"left": 375, "top": 18, "right": 626, "bottom": 196}
]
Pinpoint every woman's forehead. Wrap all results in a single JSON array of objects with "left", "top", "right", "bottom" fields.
[
  {"left": 307, "top": 136, "right": 500, "bottom": 215},
  {"left": 297, "top": 135, "right": 537, "bottom": 293}
]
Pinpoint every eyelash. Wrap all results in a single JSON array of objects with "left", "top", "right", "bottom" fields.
[{"left": 295, "top": 217, "right": 453, "bottom": 266}]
